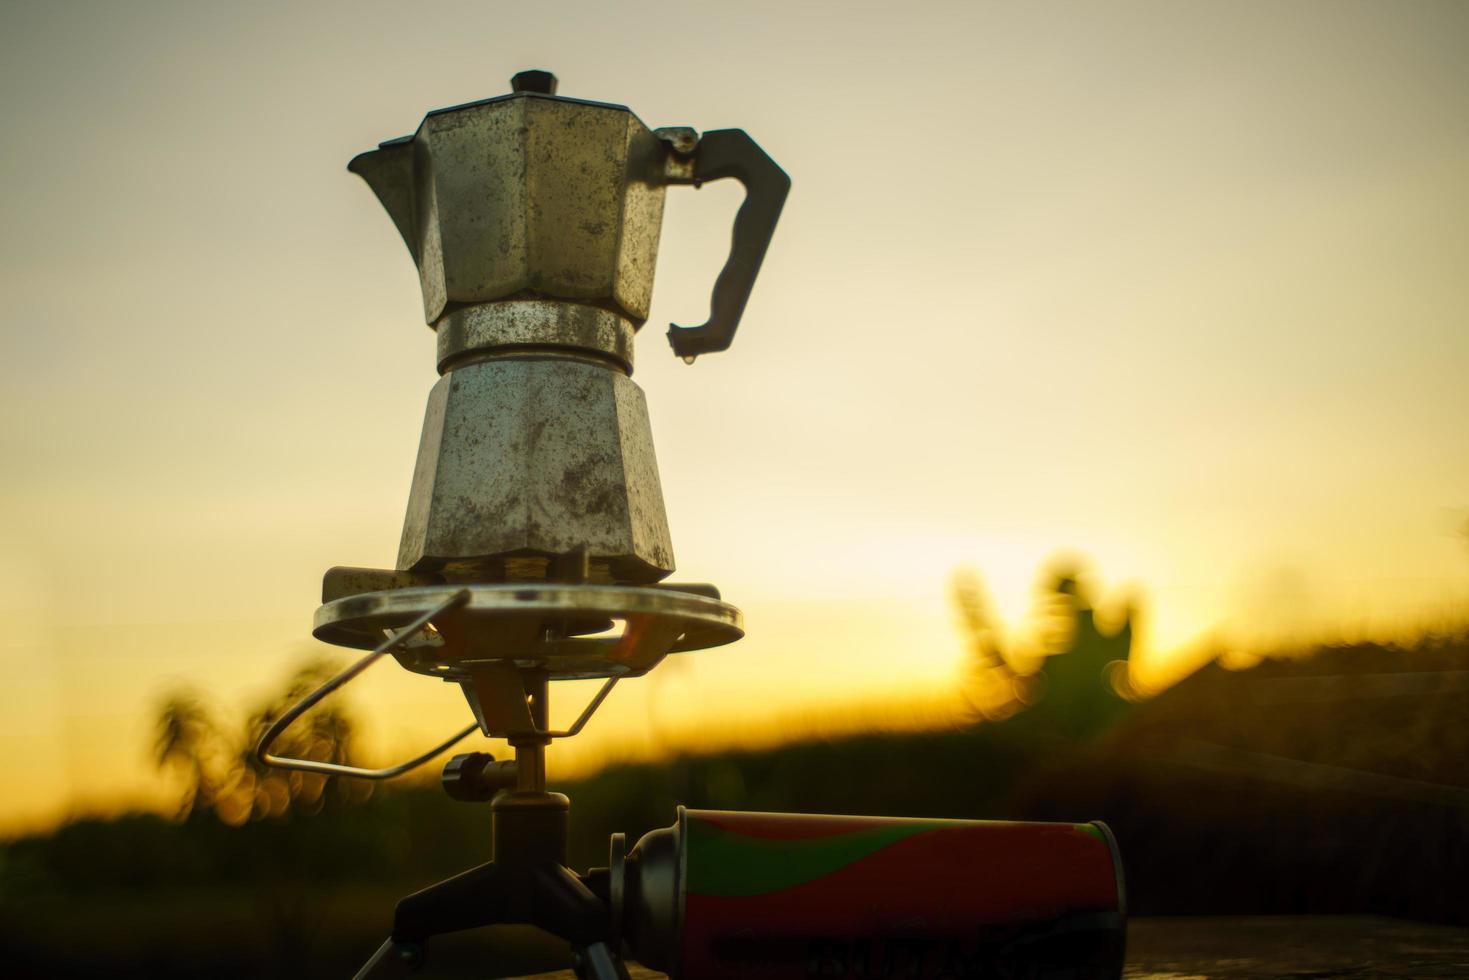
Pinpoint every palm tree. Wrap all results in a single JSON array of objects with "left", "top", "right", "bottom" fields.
[
  {"left": 952, "top": 568, "right": 1026, "bottom": 721},
  {"left": 152, "top": 690, "right": 220, "bottom": 819},
  {"left": 239, "top": 656, "right": 368, "bottom": 816},
  {"left": 154, "top": 656, "right": 369, "bottom": 823}
]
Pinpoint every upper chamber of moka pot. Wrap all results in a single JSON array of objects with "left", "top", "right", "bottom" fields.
[{"left": 345, "top": 70, "right": 787, "bottom": 587}]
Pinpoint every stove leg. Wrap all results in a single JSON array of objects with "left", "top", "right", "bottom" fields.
[
  {"left": 576, "top": 940, "right": 632, "bottom": 980},
  {"left": 350, "top": 938, "right": 423, "bottom": 980}
]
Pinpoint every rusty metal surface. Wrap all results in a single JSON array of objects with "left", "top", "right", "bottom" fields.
[
  {"left": 396, "top": 357, "right": 673, "bottom": 581},
  {"left": 349, "top": 91, "right": 670, "bottom": 328},
  {"left": 345, "top": 74, "right": 788, "bottom": 593},
  {"left": 435, "top": 302, "right": 637, "bottom": 373},
  {"left": 348, "top": 72, "right": 789, "bottom": 368}
]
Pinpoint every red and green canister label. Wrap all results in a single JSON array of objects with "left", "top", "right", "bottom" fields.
[{"left": 676, "top": 810, "right": 1124, "bottom": 980}]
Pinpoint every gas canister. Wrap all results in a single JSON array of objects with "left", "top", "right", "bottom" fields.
[{"left": 609, "top": 808, "right": 1125, "bottom": 980}]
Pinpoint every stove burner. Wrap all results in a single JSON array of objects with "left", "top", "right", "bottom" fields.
[{"left": 314, "top": 582, "right": 743, "bottom": 680}]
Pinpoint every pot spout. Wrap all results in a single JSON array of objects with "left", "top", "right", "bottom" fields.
[{"left": 348, "top": 137, "right": 418, "bottom": 262}]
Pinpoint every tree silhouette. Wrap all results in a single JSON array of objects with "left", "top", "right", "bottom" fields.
[
  {"left": 951, "top": 568, "right": 1029, "bottom": 721},
  {"left": 151, "top": 656, "right": 367, "bottom": 824},
  {"left": 1028, "top": 565, "right": 1135, "bottom": 741},
  {"left": 152, "top": 690, "right": 220, "bottom": 820},
  {"left": 951, "top": 559, "right": 1138, "bottom": 739}
]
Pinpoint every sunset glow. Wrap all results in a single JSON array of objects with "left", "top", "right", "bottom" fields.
[{"left": 2, "top": 0, "right": 1467, "bottom": 833}]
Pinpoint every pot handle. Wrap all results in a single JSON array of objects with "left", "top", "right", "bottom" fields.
[{"left": 664, "top": 129, "right": 790, "bottom": 360}]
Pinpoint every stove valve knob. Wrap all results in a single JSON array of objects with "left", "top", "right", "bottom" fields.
[{"left": 442, "top": 752, "right": 519, "bottom": 802}]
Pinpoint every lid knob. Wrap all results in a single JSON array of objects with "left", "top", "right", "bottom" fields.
[{"left": 511, "top": 70, "right": 558, "bottom": 95}]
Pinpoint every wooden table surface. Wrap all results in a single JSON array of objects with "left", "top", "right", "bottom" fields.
[
  {"left": 509, "top": 916, "right": 1469, "bottom": 980},
  {"left": 1122, "top": 916, "right": 1469, "bottom": 979}
]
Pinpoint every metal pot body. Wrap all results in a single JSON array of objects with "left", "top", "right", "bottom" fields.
[
  {"left": 345, "top": 78, "right": 790, "bottom": 589},
  {"left": 398, "top": 356, "right": 673, "bottom": 582},
  {"left": 354, "top": 91, "right": 669, "bottom": 329},
  {"left": 621, "top": 808, "right": 1125, "bottom": 980}
]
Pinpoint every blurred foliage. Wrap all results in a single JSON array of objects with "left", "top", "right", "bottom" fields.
[
  {"left": 151, "top": 658, "right": 371, "bottom": 827},
  {"left": 3, "top": 572, "right": 1468, "bottom": 977},
  {"left": 953, "top": 560, "right": 1134, "bottom": 738},
  {"left": 154, "top": 691, "right": 221, "bottom": 819}
]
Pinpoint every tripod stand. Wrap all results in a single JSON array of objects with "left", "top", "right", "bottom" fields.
[
  {"left": 256, "top": 580, "right": 742, "bottom": 980},
  {"left": 353, "top": 691, "right": 627, "bottom": 980}
]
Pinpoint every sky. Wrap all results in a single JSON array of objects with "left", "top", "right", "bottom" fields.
[{"left": 2, "top": 0, "right": 1467, "bottom": 832}]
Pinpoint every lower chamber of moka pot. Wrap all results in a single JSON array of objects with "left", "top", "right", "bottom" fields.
[{"left": 312, "top": 583, "right": 743, "bottom": 681}]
